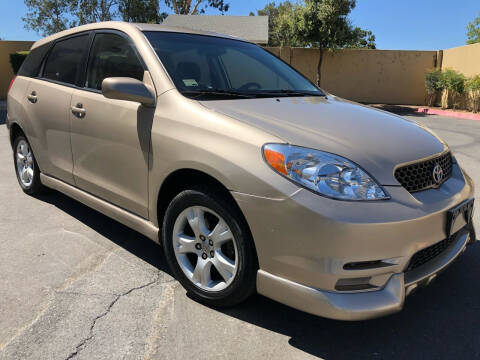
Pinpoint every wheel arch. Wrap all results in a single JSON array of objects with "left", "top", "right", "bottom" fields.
[
  {"left": 9, "top": 122, "right": 26, "bottom": 149},
  {"left": 157, "top": 168, "right": 241, "bottom": 226},
  {"left": 155, "top": 168, "right": 258, "bottom": 262}
]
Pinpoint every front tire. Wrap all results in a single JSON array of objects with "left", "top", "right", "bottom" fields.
[
  {"left": 13, "top": 135, "right": 44, "bottom": 195},
  {"left": 162, "top": 186, "right": 257, "bottom": 307}
]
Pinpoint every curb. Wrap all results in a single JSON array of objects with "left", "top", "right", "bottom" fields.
[{"left": 417, "top": 107, "right": 480, "bottom": 121}]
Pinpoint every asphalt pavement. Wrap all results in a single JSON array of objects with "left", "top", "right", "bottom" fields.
[{"left": 0, "top": 112, "right": 479, "bottom": 360}]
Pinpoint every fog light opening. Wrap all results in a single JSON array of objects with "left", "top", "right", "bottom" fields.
[
  {"left": 335, "top": 277, "right": 377, "bottom": 291},
  {"left": 343, "top": 259, "right": 397, "bottom": 270}
]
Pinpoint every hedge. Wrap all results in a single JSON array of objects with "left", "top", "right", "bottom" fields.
[{"left": 9, "top": 51, "right": 30, "bottom": 75}]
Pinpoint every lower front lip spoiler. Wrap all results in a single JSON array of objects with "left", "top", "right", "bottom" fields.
[{"left": 256, "top": 230, "right": 472, "bottom": 321}]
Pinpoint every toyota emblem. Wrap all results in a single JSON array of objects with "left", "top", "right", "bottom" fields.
[{"left": 432, "top": 163, "right": 444, "bottom": 185}]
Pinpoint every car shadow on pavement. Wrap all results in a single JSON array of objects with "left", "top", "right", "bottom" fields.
[
  {"left": 34, "top": 189, "right": 480, "bottom": 360},
  {"left": 0, "top": 110, "right": 6, "bottom": 125},
  {"left": 218, "top": 244, "right": 480, "bottom": 360},
  {"left": 34, "top": 190, "right": 171, "bottom": 276},
  {"left": 369, "top": 104, "right": 428, "bottom": 117}
]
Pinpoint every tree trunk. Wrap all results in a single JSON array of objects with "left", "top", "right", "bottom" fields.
[
  {"left": 474, "top": 91, "right": 480, "bottom": 113},
  {"left": 441, "top": 89, "right": 450, "bottom": 109},
  {"left": 316, "top": 48, "right": 324, "bottom": 87}
]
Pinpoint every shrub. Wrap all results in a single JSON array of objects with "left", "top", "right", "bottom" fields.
[
  {"left": 9, "top": 51, "right": 29, "bottom": 75},
  {"left": 425, "top": 70, "right": 442, "bottom": 106},
  {"left": 439, "top": 69, "right": 465, "bottom": 110},
  {"left": 466, "top": 75, "right": 480, "bottom": 113}
]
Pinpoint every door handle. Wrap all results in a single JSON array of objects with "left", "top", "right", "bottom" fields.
[
  {"left": 27, "top": 91, "right": 37, "bottom": 104},
  {"left": 71, "top": 103, "right": 86, "bottom": 118}
]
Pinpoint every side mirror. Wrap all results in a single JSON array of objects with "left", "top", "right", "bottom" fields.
[{"left": 101, "top": 77, "right": 155, "bottom": 107}]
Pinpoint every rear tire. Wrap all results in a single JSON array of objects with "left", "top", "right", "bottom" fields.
[
  {"left": 162, "top": 185, "right": 257, "bottom": 307},
  {"left": 13, "top": 134, "right": 44, "bottom": 195}
]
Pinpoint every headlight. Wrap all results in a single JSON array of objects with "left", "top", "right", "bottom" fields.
[{"left": 263, "top": 144, "right": 388, "bottom": 201}]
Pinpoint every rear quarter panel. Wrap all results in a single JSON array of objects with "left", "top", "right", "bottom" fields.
[{"left": 6, "top": 76, "right": 31, "bottom": 136}]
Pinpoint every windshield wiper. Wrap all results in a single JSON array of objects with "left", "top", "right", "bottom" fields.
[
  {"left": 181, "top": 89, "right": 256, "bottom": 99},
  {"left": 181, "top": 89, "right": 325, "bottom": 99},
  {"left": 254, "top": 89, "right": 326, "bottom": 97}
]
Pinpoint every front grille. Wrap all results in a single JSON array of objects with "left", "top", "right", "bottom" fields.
[
  {"left": 394, "top": 152, "right": 453, "bottom": 193},
  {"left": 406, "top": 236, "right": 456, "bottom": 272}
]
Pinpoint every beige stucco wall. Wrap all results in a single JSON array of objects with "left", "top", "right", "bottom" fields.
[
  {"left": 322, "top": 49, "right": 437, "bottom": 105},
  {"left": 442, "top": 42, "right": 480, "bottom": 77},
  {"left": 266, "top": 47, "right": 437, "bottom": 105},
  {"left": 0, "top": 41, "right": 34, "bottom": 99},
  {"left": 3, "top": 41, "right": 473, "bottom": 105}
]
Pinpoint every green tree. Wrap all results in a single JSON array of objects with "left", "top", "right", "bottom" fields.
[
  {"left": 23, "top": 0, "right": 119, "bottom": 35},
  {"left": 439, "top": 69, "right": 466, "bottom": 109},
  {"left": 164, "top": 0, "right": 229, "bottom": 14},
  {"left": 257, "top": 1, "right": 301, "bottom": 47},
  {"left": 345, "top": 28, "right": 376, "bottom": 49},
  {"left": 23, "top": 0, "right": 169, "bottom": 36},
  {"left": 466, "top": 75, "right": 480, "bottom": 112},
  {"left": 23, "top": 0, "right": 72, "bottom": 36},
  {"left": 119, "top": 0, "right": 167, "bottom": 22},
  {"left": 293, "top": 0, "right": 375, "bottom": 86},
  {"left": 425, "top": 69, "right": 442, "bottom": 106},
  {"left": 70, "top": 0, "right": 118, "bottom": 25},
  {"left": 466, "top": 11, "right": 480, "bottom": 44}
]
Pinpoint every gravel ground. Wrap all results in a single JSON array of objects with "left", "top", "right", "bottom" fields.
[{"left": 0, "top": 112, "right": 479, "bottom": 360}]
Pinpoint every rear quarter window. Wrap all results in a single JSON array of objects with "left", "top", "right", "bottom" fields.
[
  {"left": 43, "top": 35, "right": 89, "bottom": 85},
  {"left": 17, "top": 43, "right": 51, "bottom": 78}
]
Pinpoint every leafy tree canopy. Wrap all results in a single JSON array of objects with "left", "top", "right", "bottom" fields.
[
  {"left": 23, "top": 0, "right": 72, "bottom": 36},
  {"left": 255, "top": 0, "right": 376, "bottom": 85},
  {"left": 70, "top": 0, "right": 118, "bottom": 25},
  {"left": 467, "top": 11, "right": 480, "bottom": 44},
  {"left": 255, "top": 0, "right": 375, "bottom": 49},
  {"left": 257, "top": 1, "right": 301, "bottom": 47},
  {"left": 119, "top": 0, "right": 167, "bottom": 23},
  {"left": 164, "top": 0, "right": 228, "bottom": 14},
  {"left": 23, "top": 0, "right": 229, "bottom": 36}
]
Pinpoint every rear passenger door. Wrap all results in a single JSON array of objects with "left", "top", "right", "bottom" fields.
[
  {"left": 69, "top": 32, "right": 153, "bottom": 218},
  {"left": 23, "top": 34, "right": 89, "bottom": 184}
]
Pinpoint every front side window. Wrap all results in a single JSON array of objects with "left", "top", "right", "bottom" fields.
[
  {"left": 144, "top": 31, "right": 323, "bottom": 99},
  {"left": 43, "top": 35, "right": 88, "bottom": 85},
  {"left": 86, "top": 33, "right": 144, "bottom": 90}
]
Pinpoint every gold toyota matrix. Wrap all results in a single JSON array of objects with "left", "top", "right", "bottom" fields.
[{"left": 6, "top": 22, "right": 476, "bottom": 320}]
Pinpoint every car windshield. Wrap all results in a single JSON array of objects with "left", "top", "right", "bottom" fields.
[{"left": 144, "top": 31, "right": 324, "bottom": 100}]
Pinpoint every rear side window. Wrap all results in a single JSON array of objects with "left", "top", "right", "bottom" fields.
[
  {"left": 17, "top": 43, "right": 51, "bottom": 78},
  {"left": 85, "top": 33, "right": 144, "bottom": 90},
  {"left": 43, "top": 35, "right": 88, "bottom": 85}
]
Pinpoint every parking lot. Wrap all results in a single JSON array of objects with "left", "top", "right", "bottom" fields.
[{"left": 0, "top": 110, "right": 479, "bottom": 360}]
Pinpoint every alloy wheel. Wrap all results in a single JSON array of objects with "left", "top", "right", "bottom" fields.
[
  {"left": 16, "top": 139, "right": 34, "bottom": 188},
  {"left": 172, "top": 206, "right": 238, "bottom": 292}
]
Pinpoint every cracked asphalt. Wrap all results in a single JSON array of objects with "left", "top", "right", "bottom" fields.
[{"left": 0, "top": 110, "right": 479, "bottom": 360}]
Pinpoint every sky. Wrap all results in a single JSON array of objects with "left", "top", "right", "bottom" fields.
[{"left": 0, "top": 0, "right": 478, "bottom": 50}]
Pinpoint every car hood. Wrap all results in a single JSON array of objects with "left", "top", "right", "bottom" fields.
[{"left": 199, "top": 96, "right": 447, "bottom": 185}]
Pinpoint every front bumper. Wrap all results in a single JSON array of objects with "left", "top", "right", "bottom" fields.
[
  {"left": 232, "top": 162, "right": 475, "bottom": 320},
  {"left": 257, "top": 229, "right": 472, "bottom": 321}
]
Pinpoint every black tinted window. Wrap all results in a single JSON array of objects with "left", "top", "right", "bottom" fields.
[
  {"left": 17, "top": 43, "right": 51, "bottom": 78},
  {"left": 86, "top": 33, "right": 144, "bottom": 90},
  {"left": 43, "top": 35, "right": 88, "bottom": 85}
]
